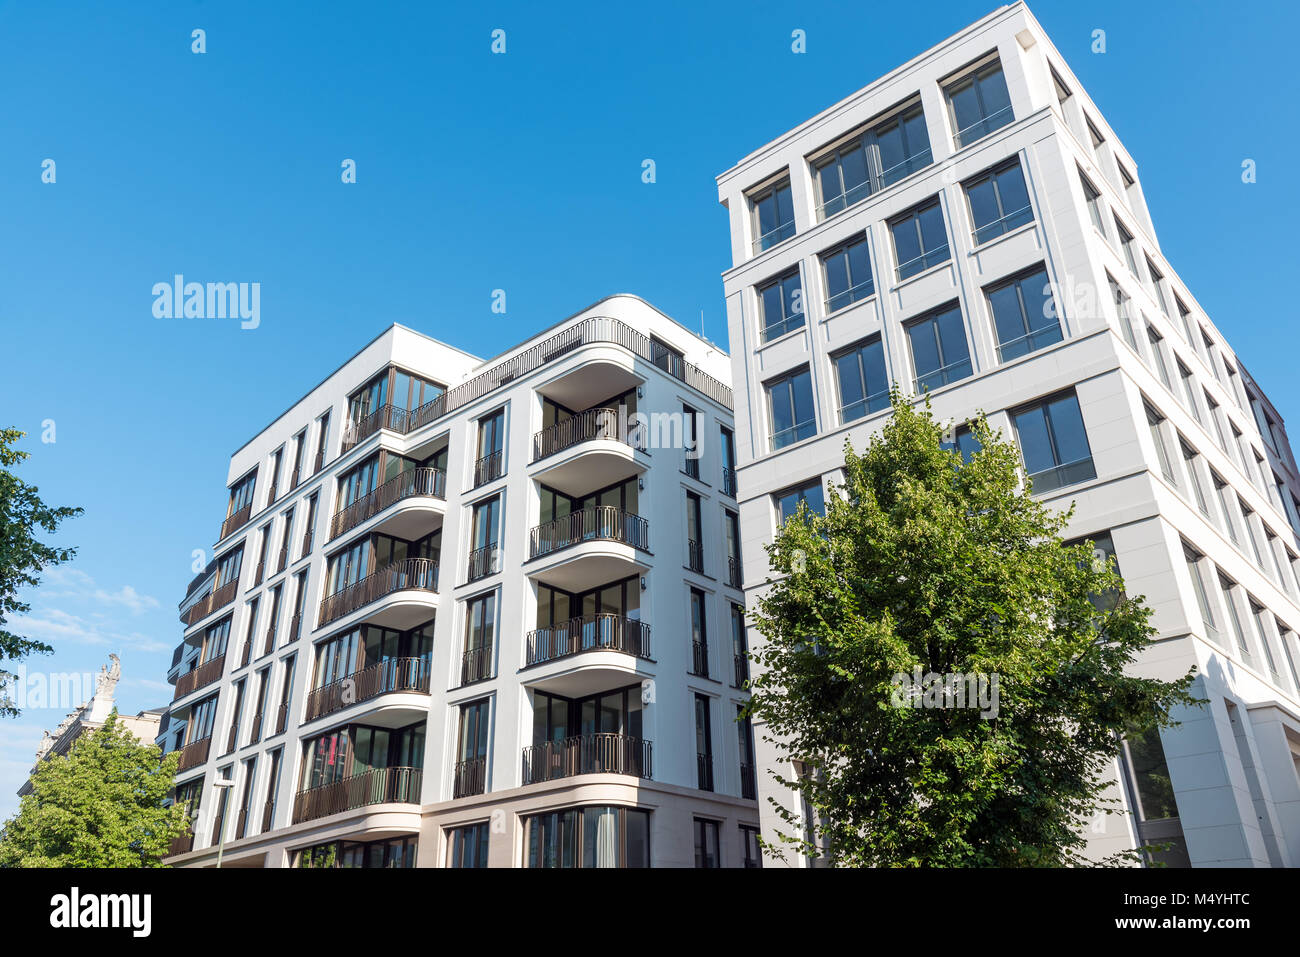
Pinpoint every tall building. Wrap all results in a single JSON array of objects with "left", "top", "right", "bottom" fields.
[
  {"left": 716, "top": 1, "right": 1300, "bottom": 867},
  {"left": 158, "top": 295, "right": 761, "bottom": 868}
]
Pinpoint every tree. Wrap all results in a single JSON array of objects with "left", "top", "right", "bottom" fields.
[
  {"left": 0, "top": 428, "right": 83, "bottom": 718},
  {"left": 745, "top": 392, "right": 1200, "bottom": 867},
  {"left": 0, "top": 711, "right": 189, "bottom": 867}
]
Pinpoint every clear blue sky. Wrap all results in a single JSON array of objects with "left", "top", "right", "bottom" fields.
[{"left": 1, "top": 0, "right": 1296, "bottom": 814}]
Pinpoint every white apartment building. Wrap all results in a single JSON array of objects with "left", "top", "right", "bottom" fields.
[
  {"left": 717, "top": 1, "right": 1300, "bottom": 867},
  {"left": 158, "top": 295, "right": 762, "bottom": 868}
]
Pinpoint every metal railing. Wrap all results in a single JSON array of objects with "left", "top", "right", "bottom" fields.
[
  {"left": 292, "top": 766, "right": 423, "bottom": 824},
  {"left": 304, "top": 657, "right": 431, "bottom": 722},
  {"left": 532, "top": 407, "right": 641, "bottom": 462},
  {"left": 691, "top": 640, "right": 709, "bottom": 678},
  {"left": 697, "top": 753, "right": 714, "bottom": 791},
  {"left": 528, "top": 506, "right": 649, "bottom": 559},
  {"left": 274, "top": 702, "right": 288, "bottom": 735},
  {"left": 472, "top": 450, "right": 504, "bottom": 487},
  {"left": 176, "top": 736, "right": 211, "bottom": 773},
  {"left": 220, "top": 503, "right": 252, "bottom": 541},
  {"left": 722, "top": 467, "right": 737, "bottom": 498},
  {"left": 173, "top": 655, "right": 225, "bottom": 700},
  {"left": 521, "top": 733, "right": 652, "bottom": 785},
  {"left": 460, "top": 645, "right": 493, "bottom": 685},
  {"left": 466, "top": 544, "right": 500, "bottom": 582},
  {"left": 741, "top": 763, "right": 756, "bottom": 800},
  {"left": 183, "top": 579, "right": 239, "bottom": 627},
  {"left": 453, "top": 757, "right": 487, "bottom": 798},
  {"left": 733, "top": 653, "right": 750, "bottom": 689},
  {"left": 329, "top": 467, "right": 446, "bottom": 542},
  {"left": 318, "top": 558, "right": 439, "bottom": 627},
  {"left": 687, "top": 539, "right": 704, "bottom": 573},
  {"left": 525, "top": 615, "right": 651, "bottom": 666},
  {"left": 727, "top": 556, "right": 743, "bottom": 589}
]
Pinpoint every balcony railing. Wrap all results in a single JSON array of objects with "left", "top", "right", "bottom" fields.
[
  {"left": 173, "top": 654, "right": 226, "bottom": 700},
  {"left": 266, "top": 482, "right": 278, "bottom": 508},
  {"left": 453, "top": 757, "right": 487, "bottom": 798},
  {"left": 240, "top": 640, "right": 252, "bottom": 668},
  {"left": 525, "top": 614, "right": 651, "bottom": 666},
  {"left": 532, "top": 407, "right": 643, "bottom": 462},
  {"left": 687, "top": 539, "right": 704, "bottom": 574},
  {"left": 684, "top": 456, "right": 700, "bottom": 480},
  {"left": 329, "top": 467, "right": 446, "bottom": 542},
  {"left": 528, "top": 506, "right": 649, "bottom": 559},
  {"left": 261, "top": 800, "right": 275, "bottom": 833},
  {"left": 220, "top": 503, "right": 252, "bottom": 541},
  {"left": 249, "top": 711, "right": 264, "bottom": 745},
  {"left": 318, "top": 558, "right": 439, "bottom": 627},
  {"left": 691, "top": 640, "right": 709, "bottom": 678},
  {"left": 263, "top": 622, "right": 278, "bottom": 657},
  {"left": 289, "top": 613, "right": 302, "bottom": 644},
  {"left": 722, "top": 467, "right": 737, "bottom": 498},
  {"left": 304, "top": 657, "right": 432, "bottom": 723},
  {"left": 253, "top": 561, "right": 265, "bottom": 587},
  {"left": 697, "top": 753, "right": 714, "bottom": 791},
  {"left": 727, "top": 556, "right": 743, "bottom": 588},
  {"left": 276, "top": 545, "right": 288, "bottom": 574},
  {"left": 340, "top": 404, "right": 411, "bottom": 455},
  {"left": 226, "top": 722, "right": 239, "bottom": 754},
  {"left": 168, "top": 832, "right": 194, "bottom": 857},
  {"left": 235, "top": 806, "right": 249, "bottom": 840},
  {"left": 302, "top": 527, "right": 314, "bottom": 556},
  {"left": 733, "top": 653, "right": 749, "bottom": 689},
  {"left": 289, "top": 465, "right": 301, "bottom": 491},
  {"left": 183, "top": 579, "right": 239, "bottom": 627},
  {"left": 275, "top": 701, "right": 289, "bottom": 735},
  {"left": 292, "top": 766, "right": 423, "bottom": 824},
  {"left": 741, "top": 763, "right": 756, "bottom": 800},
  {"left": 521, "top": 733, "right": 652, "bottom": 785},
  {"left": 313, "top": 447, "right": 325, "bottom": 475},
  {"left": 460, "top": 645, "right": 493, "bottom": 685},
  {"left": 472, "top": 450, "right": 504, "bottom": 487},
  {"left": 176, "top": 736, "right": 211, "bottom": 773}
]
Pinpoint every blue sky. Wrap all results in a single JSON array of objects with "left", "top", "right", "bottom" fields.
[{"left": 0, "top": 0, "right": 1295, "bottom": 815}]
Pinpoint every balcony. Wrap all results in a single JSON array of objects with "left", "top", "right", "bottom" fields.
[
  {"left": 522, "top": 616, "right": 652, "bottom": 697},
  {"left": 173, "top": 654, "right": 225, "bottom": 701},
  {"left": 722, "top": 467, "right": 737, "bottom": 498},
  {"left": 340, "top": 405, "right": 412, "bottom": 455},
  {"left": 529, "top": 408, "right": 648, "bottom": 497},
  {"left": 292, "top": 766, "right": 423, "bottom": 824},
  {"left": 304, "top": 657, "right": 432, "bottom": 723},
  {"left": 318, "top": 558, "right": 439, "bottom": 629},
  {"left": 168, "top": 832, "right": 195, "bottom": 857},
  {"left": 727, "top": 556, "right": 743, "bottom": 589},
  {"left": 526, "top": 506, "right": 649, "bottom": 593},
  {"left": 220, "top": 503, "right": 252, "bottom": 541},
  {"left": 466, "top": 544, "right": 501, "bottom": 583},
  {"left": 328, "top": 467, "right": 446, "bottom": 543},
  {"left": 183, "top": 579, "right": 238, "bottom": 628},
  {"left": 687, "top": 539, "right": 704, "bottom": 574},
  {"left": 472, "top": 450, "right": 504, "bottom": 488},
  {"left": 460, "top": 645, "right": 493, "bottom": 686},
  {"left": 176, "top": 736, "right": 212, "bottom": 773},
  {"left": 453, "top": 757, "right": 487, "bottom": 798},
  {"left": 521, "top": 733, "right": 652, "bottom": 785}
]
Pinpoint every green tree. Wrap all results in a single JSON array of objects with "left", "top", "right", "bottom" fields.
[
  {"left": 0, "top": 428, "right": 83, "bottom": 718},
  {"left": 745, "top": 392, "right": 1200, "bottom": 867},
  {"left": 0, "top": 711, "right": 189, "bottom": 867}
]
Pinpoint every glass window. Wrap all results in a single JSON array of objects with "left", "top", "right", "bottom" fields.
[
  {"left": 1180, "top": 441, "right": 1211, "bottom": 516},
  {"left": 1184, "top": 545, "right": 1219, "bottom": 645},
  {"left": 1147, "top": 326, "right": 1172, "bottom": 390},
  {"left": 965, "top": 159, "right": 1033, "bottom": 244},
  {"left": 775, "top": 479, "right": 825, "bottom": 523},
  {"left": 766, "top": 368, "right": 817, "bottom": 450},
  {"left": 1178, "top": 362, "right": 1202, "bottom": 424},
  {"left": 1219, "top": 576, "right": 1252, "bottom": 659},
  {"left": 891, "top": 199, "right": 950, "bottom": 280},
  {"left": 524, "top": 806, "right": 650, "bottom": 868},
  {"left": 446, "top": 822, "right": 490, "bottom": 867},
  {"left": 694, "top": 818, "right": 721, "bottom": 868},
  {"left": 940, "top": 425, "right": 982, "bottom": 463},
  {"left": 907, "top": 303, "right": 971, "bottom": 391},
  {"left": 820, "top": 235, "right": 874, "bottom": 313},
  {"left": 875, "top": 102, "right": 933, "bottom": 185},
  {"left": 1012, "top": 391, "right": 1096, "bottom": 492},
  {"left": 813, "top": 133, "right": 872, "bottom": 218},
  {"left": 1081, "top": 172, "right": 1106, "bottom": 236},
  {"left": 1146, "top": 259, "right": 1170, "bottom": 315},
  {"left": 833, "top": 337, "right": 889, "bottom": 423},
  {"left": 946, "top": 58, "right": 1014, "bottom": 147},
  {"left": 986, "top": 265, "right": 1061, "bottom": 361},
  {"left": 1108, "top": 275, "right": 1137, "bottom": 351},
  {"left": 811, "top": 101, "right": 933, "bottom": 220},
  {"left": 1115, "top": 218, "right": 1140, "bottom": 277},
  {"left": 751, "top": 178, "right": 795, "bottom": 253},
  {"left": 757, "top": 268, "right": 804, "bottom": 343},
  {"left": 1146, "top": 404, "right": 1176, "bottom": 483}
]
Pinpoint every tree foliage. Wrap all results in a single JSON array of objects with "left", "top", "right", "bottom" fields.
[
  {"left": 745, "top": 392, "right": 1201, "bottom": 867},
  {"left": 0, "top": 428, "right": 83, "bottom": 718},
  {"left": 0, "top": 712, "right": 188, "bottom": 867}
]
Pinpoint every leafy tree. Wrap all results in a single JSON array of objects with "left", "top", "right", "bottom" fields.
[
  {"left": 0, "top": 428, "right": 83, "bottom": 718},
  {"left": 0, "top": 711, "right": 189, "bottom": 867},
  {"left": 745, "top": 392, "right": 1200, "bottom": 867}
]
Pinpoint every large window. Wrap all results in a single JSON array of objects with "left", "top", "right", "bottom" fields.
[
  {"left": 1012, "top": 391, "right": 1096, "bottom": 492},
  {"left": 1183, "top": 544, "right": 1219, "bottom": 645},
  {"left": 462, "top": 592, "right": 496, "bottom": 684},
  {"left": 766, "top": 367, "right": 816, "bottom": 450},
  {"left": 820, "top": 235, "right": 874, "bottom": 313},
  {"left": 750, "top": 178, "right": 795, "bottom": 254},
  {"left": 757, "top": 268, "right": 804, "bottom": 343},
  {"left": 775, "top": 479, "right": 825, "bottom": 523},
  {"left": 890, "top": 199, "right": 950, "bottom": 280},
  {"left": 468, "top": 496, "right": 501, "bottom": 580},
  {"left": 833, "top": 337, "right": 889, "bottom": 424},
  {"left": 1108, "top": 275, "right": 1137, "bottom": 351},
  {"left": 690, "top": 588, "right": 709, "bottom": 677},
  {"left": 811, "top": 100, "right": 933, "bottom": 219},
  {"left": 447, "top": 823, "right": 490, "bottom": 868},
  {"left": 227, "top": 470, "right": 257, "bottom": 520},
  {"left": 454, "top": 699, "right": 491, "bottom": 797},
  {"left": 524, "top": 805, "right": 650, "bottom": 868},
  {"left": 946, "top": 57, "right": 1013, "bottom": 147},
  {"left": 907, "top": 303, "right": 971, "bottom": 391},
  {"left": 695, "top": 694, "right": 714, "bottom": 791},
  {"left": 1080, "top": 171, "right": 1106, "bottom": 236},
  {"left": 474, "top": 409, "right": 505, "bottom": 486},
  {"left": 297, "top": 836, "right": 418, "bottom": 869},
  {"left": 1146, "top": 404, "right": 1176, "bottom": 483},
  {"left": 965, "top": 159, "right": 1033, "bottom": 245},
  {"left": 694, "top": 818, "right": 720, "bottom": 868},
  {"left": 1115, "top": 218, "right": 1140, "bottom": 278},
  {"left": 986, "top": 265, "right": 1061, "bottom": 361}
]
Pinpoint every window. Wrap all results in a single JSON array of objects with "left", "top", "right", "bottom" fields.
[
  {"left": 731, "top": 603, "right": 749, "bottom": 688},
  {"left": 941, "top": 424, "right": 982, "bottom": 462},
  {"left": 1242, "top": 500, "right": 1268, "bottom": 570},
  {"left": 1081, "top": 172, "right": 1106, "bottom": 236},
  {"left": 741, "top": 825, "right": 763, "bottom": 868},
  {"left": 686, "top": 493, "right": 704, "bottom": 573},
  {"left": 1219, "top": 576, "right": 1252, "bottom": 659},
  {"left": 391, "top": 368, "right": 444, "bottom": 413},
  {"left": 314, "top": 410, "right": 331, "bottom": 473},
  {"left": 682, "top": 403, "right": 700, "bottom": 478},
  {"left": 690, "top": 588, "right": 709, "bottom": 677},
  {"left": 820, "top": 234, "right": 874, "bottom": 312},
  {"left": 468, "top": 496, "right": 501, "bottom": 581},
  {"left": 650, "top": 336, "right": 685, "bottom": 379},
  {"left": 986, "top": 265, "right": 1061, "bottom": 361},
  {"left": 811, "top": 101, "right": 933, "bottom": 218},
  {"left": 1224, "top": 363, "right": 1244, "bottom": 410},
  {"left": 720, "top": 427, "right": 737, "bottom": 497},
  {"left": 1146, "top": 325, "right": 1172, "bottom": 391},
  {"left": 766, "top": 367, "right": 816, "bottom": 450},
  {"left": 462, "top": 592, "right": 496, "bottom": 685},
  {"left": 1012, "top": 391, "right": 1096, "bottom": 492},
  {"left": 1206, "top": 394, "right": 1229, "bottom": 455},
  {"left": 946, "top": 57, "right": 1013, "bottom": 147},
  {"left": 891, "top": 199, "right": 950, "bottom": 280},
  {"left": 1108, "top": 275, "right": 1136, "bottom": 351},
  {"left": 262, "top": 748, "right": 282, "bottom": 830},
  {"left": 277, "top": 508, "right": 295, "bottom": 572},
  {"left": 1213, "top": 473, "right": 1239, "bottom": 545},
  {"left": 757, "top": 268, "right": 804, "bottom": 342},
  {"left": 1180, "top": 441, "right": 1211, "bottom": 516},
  {"left": 833, "top": 337, "right": 889, "bottom": 423},
  {"left": 907, "top": 303, "right": 971, "bottom": 391},
  {"left": 738, "top": 705, "right": 756, "bottom": 799},
  {"left": 1085, "top": 115, "right": 1105, "bottom": 156},
  {"left": 695, "top": 694, "right": 714, "bottom": 791},
  {"left": 1251, "top": 602, "right": 1279, "bottom": 679},
  {"left": 226, "top": 679, "right": 245, "bottom": 753},
  {"left": 724, "top": 510, "right": 741, "bottom": 588},
  {"left": 454, "top": 699, "right": 491, "bottom": 798},
  {"left": 965, "top": 159, "right": 1033, "bottom": 244},
  {"left": 1250, "top": 393, "right": 1283, "bottom": 456},
  {"left": 298, "top": 836, "right": 418, "bottom": 869},
  {"left": 776, "top": 479, "right": 825, "bottom": 524},
  {"left": 1184, "top": 544, "right": 1219, "bottom": 644},
  {"left": 226, "top": 470, "right": 257, "bottom": 527},
  {"left": 1277, "top": 622, "right": 1300, "bottom": 692},
  {"left": 1115, "top": 218, "right": 1140, "bottom": 277},
  {"left": 1146, "top": 258, "right": 1170, "bottom": 315},
  {"left": 1177, "top": 362, "right": 1202, "bottom": 425},
  {"left": 474, "top": 410, "right": 505, "bottom": 486},
  {"left": 694, "top": 818, "right": 720, "bottom": 868},
  {"left": 447, "top": 822, "right": 490, "bottom": 868},
  {"left": 750, "top": 177, "right": 795, "bottom": 253},
  {"left": 524, "top": 806, "right": 650, "bottom": 868},
  {"left": 1174, "top": 298, "right": 1196, "bottom": 347},
  {"left": 267, "top": 447, "right": 283, "bottom": 505},
  {"left": 1050, "top": 64, "right": 1072, "bottom": 106},
  {"left": 1267, "top": 530, "right": 1291, "bottom": 593},
  {"left": 1121, "top": 724, "right": 1188, "bottom": 869}
]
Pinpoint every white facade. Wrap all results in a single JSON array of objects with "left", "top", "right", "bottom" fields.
[
  {"left": 159, "top": 295, "right": 760, "bottom": 868},
  {"left": 717, "top": 1, "right": 1300, "bottom": 867}
]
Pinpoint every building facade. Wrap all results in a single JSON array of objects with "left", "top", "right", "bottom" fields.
[
  {"left": 158, "top": 295, "right": 761, "bottom": 868},
  {"left": 717, "top": 1, "right": 1300, "bottom": 867}
]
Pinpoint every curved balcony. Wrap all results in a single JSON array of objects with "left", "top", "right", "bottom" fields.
[
  {"left": 175, "top": 735, "right": 212, "bottom": 773},
  {"left": 292, "top": 766, "right": 423, "bottom": 825},
  {"left": 521, "top": 733, "right": 652, "bottom": 786},
  {"left": 173, "top": 654, "right": 225, "bottom": 701},
  {"left": 522, "top": 615, "right": 652, "bottom": 697},
  {"left": 220, "top": 503, "right": 252, "bottom": 541},
  {"left": 318, "top": 559, "right": 439, "bottom": 631},
  {"left": 182, "top": 579, "right": 238, "bottom": 628},
  {"left": 526, "top": 506, "right": 650, "bottom": 592},
  {"left": 328, "top": 467, "right": 446, "bottom": 544},
  {"left": 529, "top": 407, "right": 649, "bottom": 497},
  {"left": 303, "top": 657, "right": 432, "bottom": 724}
]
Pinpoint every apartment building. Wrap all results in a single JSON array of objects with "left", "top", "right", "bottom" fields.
[
  {"left": 158, "top": 295, "right": 761, "bottom": 868},
  {"left": 717, "top": 1, "right": 1300, "bottom": 867}
]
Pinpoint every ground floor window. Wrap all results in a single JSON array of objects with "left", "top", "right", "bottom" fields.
[
  {"left": 295, "top": 835, "right": 417, "bottom": 868},
  {"left": 523, "top": 805, "right": 649, "bottom": 868},
  {"left": 446, "top": 821, "right": 490, "bottom": 868}
]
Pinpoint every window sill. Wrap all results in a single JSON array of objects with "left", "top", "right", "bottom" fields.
[
  {"left": 968, "top": 219, "right": 1038, "bottom": 254},
  {"left": 891, "top": 257, "right": 953, "bottom": 293},
  {"left": 756, "top": 322, "right": 808, "bottom": 353},
  {"left": 820, "top": 292, "right": 877, "bottom": 323}
]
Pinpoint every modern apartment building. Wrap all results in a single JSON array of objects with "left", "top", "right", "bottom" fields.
[
  {"left": 717, "top": 1, "right": 1300, "bottom": 867},
  {"left": 158, "top": 295, "right": 761, "bottom": 868}
]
